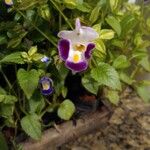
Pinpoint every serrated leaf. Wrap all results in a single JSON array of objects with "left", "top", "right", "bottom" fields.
[
  {"left": 110, "top": 0, "right": 119, "bottom": 11},
  {"left": 95, "top": 39, "right": 106, "bottom": 54},
  {"left": 82, "top": 75, "right": 99, "bottom": 95},
  {"left": 0, "top": 52, "right": 25, "bottom": 64},
  {"left": 21, "top": 114, "right": 41, "bottom": 140},
  {"left": 136, "top": 85, "right": 150, "bottom": 102},
  {"left": 17, "top": 69, "right": 39, "bottom": 99},
  {"left": 89, "top": 5, "right": 101, "bottom": 24},
  {"left": 113, "top": 55, "right": 130, "bottom": 69},
  {"left": 139, "top": 56, "right": 150, "bottom": 72},
  {"left": 29, "top": 91, "right": 45, "bottom": 114},
  {"left": 119, "top": 72, "right": 134, "bottom": 85},
  {"left": 106, "top": 89, "right": 119, "bottom": 105},
  {"left": 106, "top": 16, "right": 121, "bottom": 36},
  {"left": 99, "top": 29, "right": 115, "bottom": 40},
  {"left": 121, "top": 15, "right": 136, "bottom": 37},
  {"left": 0, "top": 104, "right": 14, "bottom": 118},
  {"left": 28, "top": 46, "right": 37, "bottom": 57},
  {"left": 57, "top": 99, "right": 75, "bottom": 120},
  {"left": 0, "top": 95, "right": 17, "bottom": 104},
  {"left": 91, "top": 63, "right": 121, "bottom": 90}
]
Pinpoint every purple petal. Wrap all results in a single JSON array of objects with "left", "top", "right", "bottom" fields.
[
  {"left": 65, "top": 60, "right": 88, "bottom": 73},
  {"left": 39, "top": 77, "right": 54, "bottom": 95},
  {"left": 85, "top": 43, "right": 95, "bottom": 59},
  {"left": 58, "top": 39, "right": 70, "bottom": 61},
  {"left": 41, "top": 88, "right": 53, "bottom": 96}
]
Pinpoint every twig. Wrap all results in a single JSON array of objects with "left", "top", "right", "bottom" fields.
[{"left": 22, "top": 107, "right": 110, "bottom": 150}]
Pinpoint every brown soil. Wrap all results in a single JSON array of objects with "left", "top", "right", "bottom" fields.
[{"left": 60, "top": 88, "right": 150, "bottom": 150}]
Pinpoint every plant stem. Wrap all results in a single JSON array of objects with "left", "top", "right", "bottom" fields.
[
  {"left": 130, "top": 66, "right": 140, "bottom": 79},
  {"left": 0, "top": 69, "right": 17, "bottom": 96},
  {"left": 16, "top": 9, "right": 57, "bottom": 47},
  {"left": 49, "top": 0, "right": 73, "bottom": 29}
]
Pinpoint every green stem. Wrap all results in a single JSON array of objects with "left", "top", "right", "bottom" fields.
[
  {"left": 16, "top": 9, "right": 57, "bottom": 47},
  {"left": 49, "top": 0, "right": 73, "bottom": 29},
  {"left": 130, "top": 66, "right": 140, "bottom": 79},
  {"left": 0, "top": 69, "right": 17, "bottom": 96}
]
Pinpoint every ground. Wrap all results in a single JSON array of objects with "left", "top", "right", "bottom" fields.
[{"left": 60, "top": 88, "right": 150, "bottom": 150}]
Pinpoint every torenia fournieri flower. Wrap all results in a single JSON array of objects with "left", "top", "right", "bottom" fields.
[
  {"left": 58, "top": 18, "right": 99, "bottom": 73},
  {"left": 39, "top": 77, "right": 54, "bottom": 95},
  {"left": 41, "top": 56, "right": 50, "bottom": 63},
  {"left": 4, "top": 0, "right": 13, "bottom": 6}
]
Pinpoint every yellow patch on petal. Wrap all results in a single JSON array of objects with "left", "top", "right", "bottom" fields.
[
  {"left": 73, "top": 54, "right": 80, "bottom": 63},
  {"left": 42, "top": 82, "right": 50, "bottom": 90},
  {"left": 5, "top": 0, "right": 13, "bottom": 4},
  {"left": 74, "top": 44, "right": 85, "bottom": 52}
]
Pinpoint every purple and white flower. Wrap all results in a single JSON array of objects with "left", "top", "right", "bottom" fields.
[
  {"left": 58, "top": 18, "right": 99, "bottom": 73},
  {"left": 4, "top": 0, "right": 13, "bottom": 6},
  {"left": 39, "top": 77, "right": 53, "bottom": 95}
]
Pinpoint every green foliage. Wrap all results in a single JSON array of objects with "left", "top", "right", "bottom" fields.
[
  {"left": 57, "top": 99, "right": 75, "bottom": 120},
  {"left": 105, "top": 16, "right": 121, "bottom": 36},
  {"left": 17, "top": 69, "right": 39, "bottom": 99},
  {"left": 105, "top": 89, "right": 119, "bottom": 105},
  {"left": 91, "top": 63, "right": 121, "bottom": 90},
  {"left": 21, "top": 114, "right": 42, "bottom": 140},
  {"left": 0, "top": 132, "right": 8, "bottom": 150},
  {"left": 0, "top": 52, "right": 25, "bottom": 64}
]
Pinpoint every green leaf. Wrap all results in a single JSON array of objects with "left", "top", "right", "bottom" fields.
[
  {"left": 76, "top": 3, "right": 91, "bottom": 12},
  {"left": 57, "top": 99, "right": 75, "bottom": 120},
  {"left": 89, "top": 5, "right": 101, "bottom": 24},
  {"left": 28, "top": 46, "right": 37, "bottom": 57},
  {"left": 0, "top": 87, "right": 6, "bottom": 95},
  {"left": 29, "top": 91, "right": 45, "bottom": 114},
  {"left": 136, "top": 85, "right": 150, "bottom": 102},
  {"left": 17, "top": 69, "right": 39, "bottom": 99},
  {"left": 109, "top": 0, "right": 119, "bottom": 12},
  {"left": 106, "top": 89, "right": 119, "bottom": 105},
  {"left": 91, "top": 63, "right": 121, "bottom": 90},
  {"left": 121, "top": 15, "right": 136, "bottom": 37},
  {"left": 0, "top": 95, "right": 17, "bottom": 104},
  {"left": 113, "top": 55, "right": 130, "bottom": 69},
  {"left": 106, "top": 16, "right": 121, "bottom": 36},
  {"left": 32, "top": 53, "right": 44, "bottom": 61},
  {"left": 119, "top": 72, "right": 134, "bottom": 85},
  {"left": 21, "top": 114, "right": 41, "bottom": 140},
  {"left": 99, "top": 29, "right": 115, "bottom": 40},
  {"left": 0, "top": 132, "right": 8, "bottom": 150},
  {"left": 0, "top": 35, "right": 7, "bottom": 45},
  {"left": 95, "top": 39, "right": 106, "bottom": 54},
  {"left": 82, "top": 75, "right": 99, "bottom": 95},
  {"left": 0, "top": 52, "right": 25, "bottom": 64},
  {"left": 139, "top": 56, "right": 150, "bottom": 72},
  {"left": 0, "top": 104, "right": 14, "bottom": 118}
]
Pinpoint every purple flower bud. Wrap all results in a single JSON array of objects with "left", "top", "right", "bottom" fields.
[{"left": 39, "top": 77, "right": 54, "bottom": 95}]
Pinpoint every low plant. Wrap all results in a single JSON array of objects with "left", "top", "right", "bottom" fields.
[{"left": 0, "top": 0, "right": 150, "bottom": 148}]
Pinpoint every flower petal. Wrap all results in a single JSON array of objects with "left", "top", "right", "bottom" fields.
[
  {"left": 58, "top": 31, "right": 75, "bottom": 40},
  {"left": 75, "top": 18, "right": 81, "bottom": 32},
  {"left": 5, "top": 0, "right": 13, "bottom": 6},
  {"left": 58, "top": 39, "right": 70, "bottom": 61},
  {"left": 41, "top": 88, "right": 53, "bottom": 95},
  {"left": 65, "top": 60, "right": 88, "bottom": 72},
  {"left": 85, "top": 43, "right": 95, "bottom": 59},
  {"left": 39, "top": 77, "right": 53, "bottom": 95},
  {"left": 80, "top": 26, "right": 99, "bottom": 41}
]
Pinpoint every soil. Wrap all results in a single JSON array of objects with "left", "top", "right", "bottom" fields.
[{"left": 60, "top": 87, "right": 150, "bottom": 150}]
